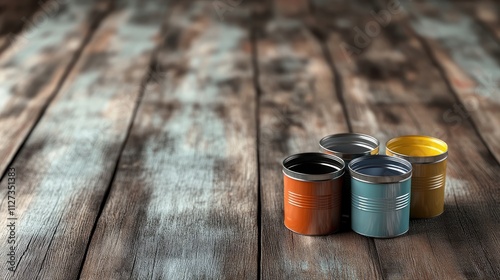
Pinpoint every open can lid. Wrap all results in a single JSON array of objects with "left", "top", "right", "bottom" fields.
[
  {"left": 348, "top": 155, "right": 412, "bottom": 184},
  {"left": 319, "top": 133, "right": 380, "bottom": 161},
  {"left": 282, "top": 152, "right": 345, "bottom": 182}
]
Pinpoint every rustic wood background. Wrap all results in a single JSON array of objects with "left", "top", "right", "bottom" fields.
[{"left": 0, "top": 0, "right": 499, "bottom": 279}]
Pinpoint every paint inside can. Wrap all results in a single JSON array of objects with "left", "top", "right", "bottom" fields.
[
  {"left": 386, "top": 135, "right": 448, "bottom": 218},
  {"left": 349, "top": 155, "right": 412, "bottom": 238},
  {"left": 282, "top": 153, "right": 344, "bottom": 235},
  {"left": 319, "top": 133, "right": 380, "bottom": 221}
]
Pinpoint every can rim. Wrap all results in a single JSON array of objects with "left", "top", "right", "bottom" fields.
[
  {"left": 319, "top": 133, "right": 380, "bottom": 161},
  {"left": 386, "top": 135, "right": 448, "bottom": 164},
  {"left": 348, "top": 155, "right": 412, "bottom": 184},
  {"left": 282, "top": 152, "right": 345, "bottom": 182}
]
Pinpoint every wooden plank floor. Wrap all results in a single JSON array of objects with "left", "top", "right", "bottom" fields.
[{"left": 0, "top": 0, "right": 499, "bottom": 279}]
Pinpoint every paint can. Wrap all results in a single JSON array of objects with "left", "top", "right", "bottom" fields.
[
  {"left": 319, "top": 133, "right": 380, "bottom": 220},
  {"left": 349, "top": 155, "right": 412, "bottom": 238},
  {"left": 386, "top": 135, "right": 448, "bottom": 218},
  {"left": 282, "top": 152, "right": 345, "bottom": 235}
]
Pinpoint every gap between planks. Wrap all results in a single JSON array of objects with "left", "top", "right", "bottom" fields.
[{"left": 250, "top": 23, "right": 263, "bottom": 280}]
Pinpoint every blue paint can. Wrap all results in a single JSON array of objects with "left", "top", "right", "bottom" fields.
[{"left": 348, "top": 155, "right": 412, "bottom": 238}]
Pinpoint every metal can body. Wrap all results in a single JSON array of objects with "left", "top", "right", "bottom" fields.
[
  {"left": 349, "top": 155, "right": 412, "bottom": 238},
  {"left": 386, "top": 135, "right": 448, "bottom": 218},
  {"left": 319, "top": 133, "right": 380, "bottom": 220},
  {"left": 283, "top": 153, "right": 345, "bottom": 235}
]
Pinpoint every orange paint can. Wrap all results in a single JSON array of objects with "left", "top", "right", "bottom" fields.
[{"left": 282, "top": 153, "right": 345, "bottom": 235}]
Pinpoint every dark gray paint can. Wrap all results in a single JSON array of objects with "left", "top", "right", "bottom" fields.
[{"left": 319, "top": 133, "right": 380, "bottom": 221}]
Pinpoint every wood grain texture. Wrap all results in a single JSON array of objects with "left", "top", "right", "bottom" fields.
[
  {"left": 0, "top": 0, "right": 44, "bottom": 54},
  {"left": 256, "top": 2, "right": 383, "bottom": 279},
  {"left": 0, "top": 0, "right": 497, "bottom": 278},
  {"left": 400, "top": 0, "right": 500, "bottom": 164},
  {"left": 0, "top": 0, "right": 167, "bottom": 278},
  {"left": 79, "top": 1, "right": 259, "bottom": 279},
  {"left": 312, "top": 0, "right": 500, "bottom": 278},
  {"left": 457, "top": 0, "right": 500, "bottom": 42},
  {"left": 0, "top": 0, "right": 110, "bottom": 185}
]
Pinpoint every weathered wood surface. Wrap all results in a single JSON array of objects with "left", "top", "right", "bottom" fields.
[
  {"left": 400, "top": 0, "right": 500, "bottom": 164},
  {"left": 312, "top": 0, "right": 500, "bottom": 278},
  {"left": 79, "top": 1, "right": 259, "bottom": 278},
  {"left": 458, "top": 0, "right": 500, "bottom": 43},
  {"left": 0, "top": 0, "right": 499, "bottom": 278},
  {"left": 0, "top": 0, "right": 44, "bottom": 54},
  {"left": 0, "top": 0, "right": 110, "bottom": 188},
  {"left": 255, "top": 2, "right": 383, "bottom": 279},
  {"left": 0, "top": 0, "right": 167, "bottom": 279}
]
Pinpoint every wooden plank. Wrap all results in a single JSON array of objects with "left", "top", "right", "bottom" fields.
[
  {"left": 274, "top": 0, "right": 309, "bottom": 17},
  {"left": 312, "top": 0, "right": 500, "bottom": 278},
  {"left": 0, "top": 0, "right": 42, "bottom": 54},
  {"left": 0, "top": 0, "right": 110, "bottom": 185},
  {"left": 256, "top": 3, "right": 383, "bottom": 279},
  {"left": 0, "top": 0, "right": 168, "bottom": 279},
  {"left": 456, "top": 0, "right": 500, "bottom": 42},
  {"left": 79, "top": 1, "right": 259, "bottom": 278},
  {"left": 400, "top": 0, "right": 500, "bottom": 164}
]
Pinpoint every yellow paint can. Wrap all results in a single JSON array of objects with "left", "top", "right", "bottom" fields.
[{"left": 386, "top": 135, "right": 448, "bottom": 218}]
